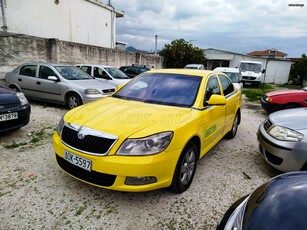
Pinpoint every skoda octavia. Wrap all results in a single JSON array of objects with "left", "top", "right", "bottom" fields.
[{"left": 53, "top": 69, "right": 241, "bottom": 193}]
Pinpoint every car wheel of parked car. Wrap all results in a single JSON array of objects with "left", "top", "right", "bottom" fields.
[
  {"left": 170, "top": 141, "right": 198, "bottom": 193},
  {"left": 67, "top": 93, "right": 82, "bottom": 109},
  {"left": 226, "top": 111, "right": 240, "bottom": 139},
  {"left": 9, "top": 85, "right": 20, "bottom": 92}
]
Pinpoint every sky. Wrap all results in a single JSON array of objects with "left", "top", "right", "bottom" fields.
[{"left": 109, "top": 0, "right": 307, "bottom": 58}]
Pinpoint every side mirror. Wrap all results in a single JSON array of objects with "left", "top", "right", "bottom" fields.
[
  {"left": 48, "top": 76, "right": 59, "bottom": 82},
  {"left": 207, "top": 94, "right": 227, "bottom": 106},
  {"left": 262, "top": 69, "right": 266, "bottom": 74}
]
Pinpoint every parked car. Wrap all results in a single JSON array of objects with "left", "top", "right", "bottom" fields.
[
  {"left": 257, "top": 107, "right": 307, "bottom": 172},
  {"left": 184, "top": 64, "right": 205, "bottom": 70},
  {"left": 5, "top": 63, "right": 116, "bottom": 109},
  {"left": 53, "top": 69, "right": 241, "bottom": 193},
  {"left": 0, "top": 83, "right": 30, "bottom": 133},
  {"left": 217, "top": 172, "right": 307, "bottom": 230},
  {"left": 260, "top": 86, "right": 307, "bottom": 114},
  {"left": 76, "top": 64, "right": 130, "bottom": 86},
  {"left": 119, "top": 65, "right": 150, "bottom": 78},
  {"left": 213, "top": 67, "right": 243, "bottom": 93}
]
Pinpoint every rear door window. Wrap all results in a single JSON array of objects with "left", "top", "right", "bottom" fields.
[{"left": 20, "top": 65, "right": 37, "bottom": 77}]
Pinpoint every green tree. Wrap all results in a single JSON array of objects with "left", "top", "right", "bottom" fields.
[
  {"left": 160, "top": 38, "right": 206, "bottom": 68},
  {"left": 290, "top": 53, "right": 307, "bottom": 85}
]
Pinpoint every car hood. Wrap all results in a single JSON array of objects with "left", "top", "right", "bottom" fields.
[
  {"left": 64, "top": 97, "right": 193, "bottom": 139},
  {"left": 72, "top": 79, "right": 115, "bottom": 90},
  {"left": 0, "top": 85, "right": 19, "bottom": 103},
  {"left": 269, "top": 108, "right": 307, "bottom": 130},
  {"left": 265, "top": 89, "right": 304, "bottom": 97}
]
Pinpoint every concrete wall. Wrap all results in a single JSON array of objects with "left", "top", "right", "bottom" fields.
[
  {"left": 0, "top": 32, "right": 163, "bottom": 80},
  {"left": 0, "top": 0, "right": 123, "bottom": 48}
]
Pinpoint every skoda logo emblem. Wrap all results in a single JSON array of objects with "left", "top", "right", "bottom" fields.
[{"left": 77, "top": 130, "right": 86, "bottom": 139}]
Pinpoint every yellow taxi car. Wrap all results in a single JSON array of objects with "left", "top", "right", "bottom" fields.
[{"left": 53, "top": 69, "right": 241, "bottom": 193}]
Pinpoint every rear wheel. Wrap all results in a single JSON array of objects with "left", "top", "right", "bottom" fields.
[
  {"left": 66, "top": 93, "right": 82, "bottom": 109},
  {"left": 169, "top": 142, "right": 198, "bottom": 193},
  {"left": 226, "top": 112, "right": 240, "bottom": 139}
]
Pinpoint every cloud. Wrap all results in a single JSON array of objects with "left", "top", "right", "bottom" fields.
[{"left": 111, "top": 0, "right": 307, "bottom": 57}]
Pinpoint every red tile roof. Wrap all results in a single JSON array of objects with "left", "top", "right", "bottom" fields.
[{"left": 248, "top": 49, "right": 287, "bottom": 56}]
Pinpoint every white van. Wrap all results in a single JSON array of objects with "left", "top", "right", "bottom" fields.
[
  {"left": 239, "top": 61, "right": 264, "bottom": 87},
  {"left": 213, "top": 67, "right": 243, "bottom": 93},
  {"left": 184, "top": 64, "right": 205, "bottom": 70}
]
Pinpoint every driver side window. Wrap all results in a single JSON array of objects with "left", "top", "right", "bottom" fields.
[{"left": 205, "top": 76, "right": 221, "bottom": 102}]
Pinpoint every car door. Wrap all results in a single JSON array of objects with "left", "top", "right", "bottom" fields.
[
  {"left": 218, "top": 74, "right": 239, "bottom": 134},
  {"left": 17, "top": 64, "right": 39, "bottom": 97},
  {"left": 200, "top": 75, "right": 226, "bottom": 154},
  {"left": 36, "top": 65, "right": 63, "bottom": 102}
]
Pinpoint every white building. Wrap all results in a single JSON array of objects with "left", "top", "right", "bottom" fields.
[
  {"left": 204, "top": 48, "right": 293, "bottom": 85},
  {"left": 0, "top": 0, "right": 124, "bottom": 49}
]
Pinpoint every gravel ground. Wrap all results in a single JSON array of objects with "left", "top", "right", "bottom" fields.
[{"left": 0, "top": 100, "right": 279, "bottom": 230}]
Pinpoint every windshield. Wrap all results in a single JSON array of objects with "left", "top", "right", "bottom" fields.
[
  {"left": 113, "top": 73, "right": 201, "bottom": 107},
  {"left": 224, "top": 72, "right": 240, "bottom": 83},
  {"left": 240, "top": 63, "right": 262, "bottom": 73},
  {"left": 56, "top": 66, "right": 93, "bottom": 80},
  {"left": 105, "top": 68, "right": 129, "bottom": 79}
]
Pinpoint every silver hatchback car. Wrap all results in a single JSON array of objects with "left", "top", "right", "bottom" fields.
[
  {"left": 5, "top": 63, "right": 116, "bottom": 109},
  {"left": 257, "top": 108, "right": 307, "bottom": 172}
]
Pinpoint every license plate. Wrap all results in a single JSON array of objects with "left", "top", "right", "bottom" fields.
[
  {"left": 0, "top": 112, "right": 18, "bottom": 122},
  {"left": 64, "top": 150, "right": 92, "bottom": 172}
]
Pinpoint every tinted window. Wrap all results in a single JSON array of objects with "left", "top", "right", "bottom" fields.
[
  {"left": 39, "top": 66, "right": 56, "bottom": 79},
  {"left": 20, "top": 65, "right": 37, "bottom": 77},
  {"left": 218, "top": 74, "right": 234, "bottom": 96},
  {"left": 80, "top": 66, "right": 92, "bottom": 75},
  {"left": 93, "top": 67, "right": 110, "bottom": 79},
  {"left": 113, "top": 73, "right": 201, "bottom": 107},
  {"left": 205, "top": 76, "right": 221, "bottom": 101}
]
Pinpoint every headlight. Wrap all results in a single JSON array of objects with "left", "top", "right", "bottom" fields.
[
  {"left": 57, "top": 116, "right": 65, "bottom": 136},
  {"left": 16, "top": 92, "right": 29, "bottom": 106},
  {"left": 269, "top": 125, "right": 304, "bottom": 141},
  {"left": 264, "top": 96, "right": 272, "bottom": 103},
  {"left": 224, "top": 195, "right": 250, "bottom": 230},
  {"left": 84, "top": 89, "right": 101, "bottom": 94},
  {"left": 116, "top": 132, "right": 173, "bottom": 156}
]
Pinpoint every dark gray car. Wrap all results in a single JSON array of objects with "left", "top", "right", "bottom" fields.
[
  {"left": 257, "top": 108, "right": 307, "bottom": 172},
  {"left": 5, "top": 63, "right": 116, "bottom": 109}
]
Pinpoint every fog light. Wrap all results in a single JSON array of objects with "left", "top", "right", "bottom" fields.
[{"left": 125, "top": 176, "right": 157, "bottom": 185}]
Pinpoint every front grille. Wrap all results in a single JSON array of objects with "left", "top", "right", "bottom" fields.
[
  {"left": 56, "top": 154, "right": 116, "bottom": 187},
  {"left": 264, "top": 119, "right": 272, "bottom": 131},
  {"left": 242, "top": 76, "right": 256, "bottom": 80},
  {"left": 0, "top": 102, "right": 19, "bottom": 110},
  {"left": 61, "top": 125, "right": 117, "bottom": 155},
  {"left": 102, "top": 88, "right": 115, "bottom": 94}
]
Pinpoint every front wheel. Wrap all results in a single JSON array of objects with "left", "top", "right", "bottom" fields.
[
  {"left": 169, "top": 142, "right": 198, "bottom": 193},
  {"left": 66, "top": 93, "right": 82, "bottom": 109},
  {"left": 226, "top": 112, "right": 240, "bottom": 139}
]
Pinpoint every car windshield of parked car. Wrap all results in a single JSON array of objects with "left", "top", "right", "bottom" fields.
[
  {"left": 224, "top": 72, "right": 240, "bottom": 83},
  {"left": 113, "top": 73, "right": 201, "bottom": 107},
  {"left": 105, "top": 67, "right": 129, "bottom": 79},
  {"left": 55, "top": 66, "right": 93, "bottom": 80}
]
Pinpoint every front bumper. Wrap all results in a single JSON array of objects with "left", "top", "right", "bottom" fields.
[
  {"left": 257, "top": 123, "right": 307, "bottom": 172},
  {"left": 260, "top": 98, "right": 284, "bottom": 114},
  {"left": 53, "top": 132, "right": 180, "bottom": 192}
]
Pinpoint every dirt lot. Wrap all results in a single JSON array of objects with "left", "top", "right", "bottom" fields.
[{"left": 0, "top": 100, "right": 279, "bottom": 230}]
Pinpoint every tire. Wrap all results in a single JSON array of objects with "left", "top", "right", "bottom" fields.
[
  {"left": 66, "top": 93, "right": 82, "bottom": 109},
  {"left": 226, "top": 112, "right": 240, "bottom": 139},
  {"left": 10, "top": 85, "right": 20, "bottom": 92},
  {"left": 169, "top": 142, "right": 198, "bottom": 193}
]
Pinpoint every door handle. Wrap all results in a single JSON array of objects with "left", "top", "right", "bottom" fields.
[
  {"left": 37, "top": 82, "right": 41, "bottom": 85},
  {"left": 18, "top": 78, "right": 22, "bottom": 81}
]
